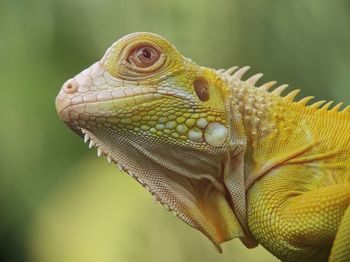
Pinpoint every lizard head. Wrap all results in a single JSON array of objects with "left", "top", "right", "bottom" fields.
[{"left": 55, "top": 32, "right": 246, "bottom": 251}]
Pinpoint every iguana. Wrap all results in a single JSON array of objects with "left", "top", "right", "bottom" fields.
[{"left": 55, "top": 32, "right": 350, "bottom": 262}]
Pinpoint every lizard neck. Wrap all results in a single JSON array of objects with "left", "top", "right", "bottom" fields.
[
  {"left": 230, "top": 79, "right": 276, "bottom": 147},
  {"left": 217, "top": 79, "right": 277, "bottom": 246},
  {"left": 228, "top": 79, "right": 300, "bottom": 190},
  {"left": 229, "top": 79, "right": 350, "bottom": 190}
]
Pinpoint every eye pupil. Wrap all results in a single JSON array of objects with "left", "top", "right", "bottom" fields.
[{"left": 141, "top": 48, "right": 152, "bottom": 59}]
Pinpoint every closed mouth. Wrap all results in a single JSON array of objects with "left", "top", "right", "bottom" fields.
[{"left": 57, "top": 90, "right": 164, "bottom": 121}]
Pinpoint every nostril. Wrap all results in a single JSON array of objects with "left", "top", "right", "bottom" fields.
[
  {"left": 64, "top": 80, "right": 78, "bottom": 94},
  {"left": 66, "top": 83, "right": 73, "bottom": 90}
]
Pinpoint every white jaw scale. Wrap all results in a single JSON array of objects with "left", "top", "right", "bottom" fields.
[
  {"left": 80, "top": 128, "right": 181, "bottom": 217},
  {"left": 204, "top": 122, "right": 228, "bottom": 147}
]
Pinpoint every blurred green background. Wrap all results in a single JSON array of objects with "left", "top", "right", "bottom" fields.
[{"left": 0, "top": 0, "right": 349, "bottom": 261}]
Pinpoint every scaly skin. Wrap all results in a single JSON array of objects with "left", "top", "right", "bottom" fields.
[{"left": 56, "top": 32, "right": 350, "bottom": 261}]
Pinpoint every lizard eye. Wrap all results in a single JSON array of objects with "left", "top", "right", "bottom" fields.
[{"left": 128, "top": 46, "right": 160, "bottom": 68}]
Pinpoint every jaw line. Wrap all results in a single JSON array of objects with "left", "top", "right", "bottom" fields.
[{"left": 57, "top": 91, "right": 163, "bottom": 117}]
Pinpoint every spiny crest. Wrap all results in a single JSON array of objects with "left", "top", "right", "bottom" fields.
[{"left": 218, "top": 66, "right": 350, "bottom": 114}]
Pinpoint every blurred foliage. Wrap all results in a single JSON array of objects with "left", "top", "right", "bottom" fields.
[{"left": 0, "top": 0, "right": 349, "bottom": 261}]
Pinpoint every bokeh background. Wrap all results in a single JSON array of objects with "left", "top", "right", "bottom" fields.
[{"left": 1, "top": 0, "right": 349, "bottom": 261}]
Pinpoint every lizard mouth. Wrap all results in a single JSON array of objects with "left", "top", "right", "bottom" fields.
[{"left": 56, "top": 91, "right": 164, "bottom": 123}]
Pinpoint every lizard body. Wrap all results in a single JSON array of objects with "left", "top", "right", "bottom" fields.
[{"left": 56, "top": 32, "right": 350, "bottom": 261}]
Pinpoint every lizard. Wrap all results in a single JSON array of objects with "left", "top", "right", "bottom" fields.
[{"left": 55, "top": 32, "right": 350, "bottom": 262}]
